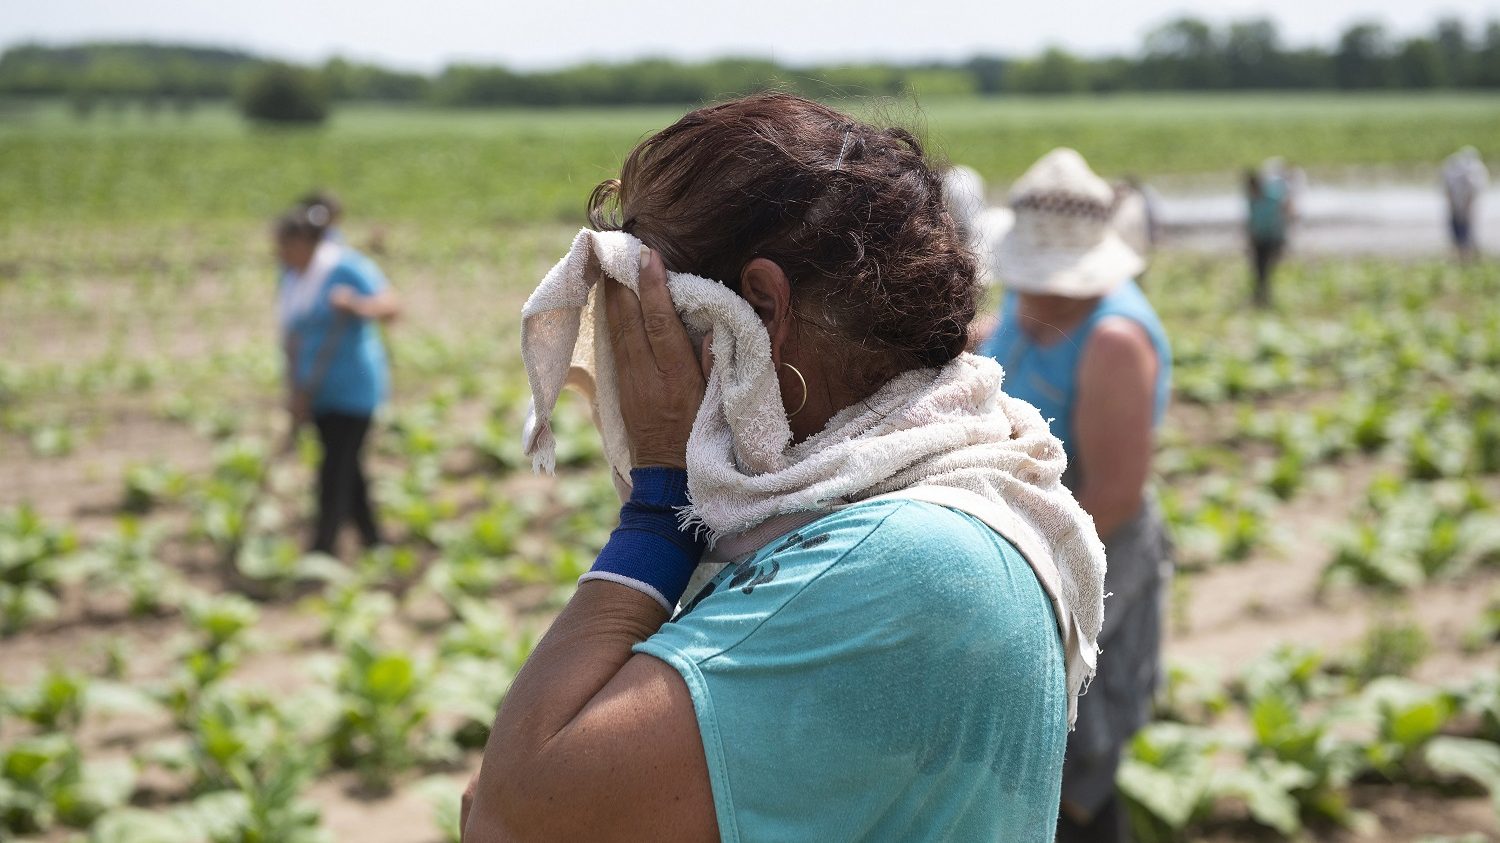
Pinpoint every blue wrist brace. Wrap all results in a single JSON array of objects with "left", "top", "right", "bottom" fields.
[{"left": 579, "top": 467, "right": 706, "bottom": 611}]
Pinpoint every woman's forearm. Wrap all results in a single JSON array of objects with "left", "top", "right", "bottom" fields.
[
  {"left": 466, "top": 583, "right": 666, "bottom": 841},
  {"left": 467, "top": 468, "right": 705, "bottom": 840},
  {"left": 359, "top": 290, "right": 401, "bottom": 321}
]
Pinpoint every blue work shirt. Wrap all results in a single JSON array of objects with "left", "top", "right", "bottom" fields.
[{"left": 282, "top": 248, "right": 390, "bottom": 416}]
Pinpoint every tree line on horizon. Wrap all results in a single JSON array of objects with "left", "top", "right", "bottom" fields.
[{"left": 2, "top": 15, "right": 1499, "bottom": 120}]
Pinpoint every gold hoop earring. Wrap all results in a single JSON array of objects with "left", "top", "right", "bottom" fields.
[{"left": 780, "top": 362, "right": 809, "bottom": 417}]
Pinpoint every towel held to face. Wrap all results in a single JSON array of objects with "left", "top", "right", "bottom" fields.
[{"left": 520, "top": 228, "right": 1107, "bottom": 726}]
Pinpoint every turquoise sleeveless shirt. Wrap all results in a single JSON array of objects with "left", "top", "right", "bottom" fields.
[
  {"left": 635, "top": 499, "right": 1068, "bottom": 842},
  {"left": 979, "top": 280, "right": 1171, "bottom": 461}
]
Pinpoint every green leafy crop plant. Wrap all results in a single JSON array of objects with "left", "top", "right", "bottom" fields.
[
  {"left": 1, "top": 734, "right": 135, "bottom": 836},
  {"left": 75, "top": 518, "right": 189, "bottom": 617},
  {"left": 1322, "top": 480, "right": 1500, "bottom": 594},
  {"left": 324, "top": 639, "right": 434, "bottom": 792},
  {"left": 156, "top": 594, "right": 261, "bottom": 727},
  {"left": 0, "top": 506, "right": 82, "bottom": 635},
  {"left": 121, "top": 461, "right": 190, "bottom": 515},
  {"left": 135, "top": 687, "right": 334, "bottom": 843}
]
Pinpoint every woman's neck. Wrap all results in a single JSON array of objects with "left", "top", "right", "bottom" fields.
[
  {"left": 1015, "top": 294, "right": 1100, "bottom": 345},
  {"left": 782, "top": 324, "right": 886, "bottom": 444}
]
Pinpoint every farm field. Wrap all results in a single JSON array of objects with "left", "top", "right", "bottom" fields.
[
  {"left": 2, "top": 96, "right": 1500, "bottom": 842},
  {"left": 4, "top": 92, "right": 1500, "bottom": 225}
]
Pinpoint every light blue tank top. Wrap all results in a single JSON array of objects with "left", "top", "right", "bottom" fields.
[
  {"left": 636, "top": 499, "right": 1067, "bottom": 842},
  {"left": 979, "top": 280, "right": 1171, "bottom": 461}
]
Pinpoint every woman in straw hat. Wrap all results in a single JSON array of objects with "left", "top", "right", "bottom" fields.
[{"left": 977, "top": 148, "right": 1173, "bottom": 843}]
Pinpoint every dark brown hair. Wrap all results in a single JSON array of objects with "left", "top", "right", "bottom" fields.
[
  {"left": 276, "top": 201, "right": 332, "bottom": 243},
  {"left": 275, "top": 212, "right": 321, "bottom": 243},
  {"left": 588, "top": 93, "right": 977, "bottom": 380}
]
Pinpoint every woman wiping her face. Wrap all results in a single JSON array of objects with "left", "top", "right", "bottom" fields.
[{"left": 461, "top": 94, "right": 1106, "bottom": 842}]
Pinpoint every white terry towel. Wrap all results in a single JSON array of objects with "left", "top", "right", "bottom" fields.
[{"left": 521, "top": 227, "right": 1107, "bottom": 725}]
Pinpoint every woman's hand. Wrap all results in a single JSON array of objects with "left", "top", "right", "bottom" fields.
[
  {"left": 604, "top": 246, "right": 705, "bottom": 469},
  {"left": 328, "top": 285, "right": 362, "bottom": 315},
  {"left": 329, "top": 285, "right": 402, "bottom": 322},
  {"left": 287, "top": 389, "right": 312, "bottom": 426}
]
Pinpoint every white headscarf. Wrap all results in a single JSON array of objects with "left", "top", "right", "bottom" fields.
[{"left": 278, "top": 239, "right": 343, "bottom": 331}]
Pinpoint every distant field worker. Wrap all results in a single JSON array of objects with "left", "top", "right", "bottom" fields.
[
  {"left": 940, "top": 164, "right": 1015, "bottom": 349},
  {"left": 275, "top": 199, "right": 401, "bottom": 556},
  {"left": 977, "top": 148, "right": 1174, "bottom": 843},
  {"left": 1261, "top": 157, "right": 1305, "bottom": 228},
  {"left": 941, "top": 163, "right": 1015, "bottom": 288},
  {"left": 1110, "top": 176, "right": 1161, "bottom": 279},
  {"left": 1443, "top": 146, "right": 1489, "bottom": 263},
  {"left": 1245, "top": 167, "right": 1289, "bottom": 308},
  {"left": 463, "top": 94, "right": 1106, "bottom": 843},
  {"left": 300, "top": 189, "right": 390, "bottom": 257}
]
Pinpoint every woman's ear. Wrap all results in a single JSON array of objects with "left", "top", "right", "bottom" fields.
[{"left": 738, "top": 258, "right": 793, "bottom": 363}]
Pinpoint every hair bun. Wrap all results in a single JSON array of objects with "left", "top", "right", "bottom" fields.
[{"left": 592, "top": 92, "right": 978, "bottom": 383}]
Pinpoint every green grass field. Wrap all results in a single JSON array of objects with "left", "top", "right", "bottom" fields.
[{"left": 3, "top": 93, "right": 1498, "bottom": 226}]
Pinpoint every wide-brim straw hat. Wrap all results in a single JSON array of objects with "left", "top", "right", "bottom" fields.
[{"left": 995, "top": 148, "right": 1144, "bottom": 298}]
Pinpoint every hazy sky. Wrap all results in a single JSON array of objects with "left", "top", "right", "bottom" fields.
[{"left": 6, "top": 0, "right": 1499, "bottom": 71}]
